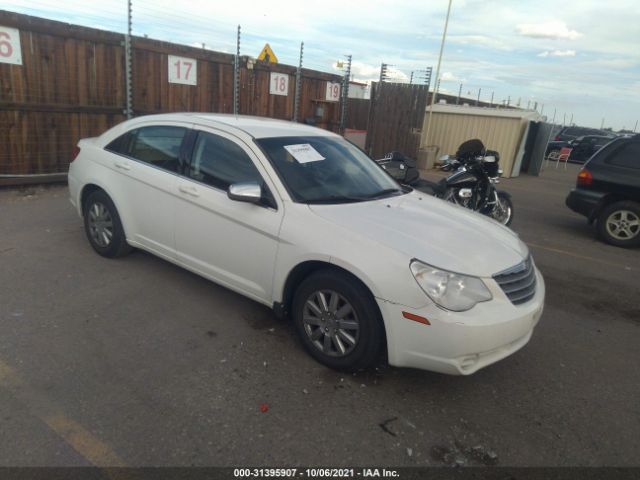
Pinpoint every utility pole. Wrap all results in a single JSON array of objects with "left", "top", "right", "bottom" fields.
[
  {"left": 527, "top": 100, "right": 531, "bottom": 109},
  {"left": 379, "top": 63, "right": 390, "bottom": 83},
  {"left": 506, "top": 96, "right": 511, "bottom": 107},
  {"left": 490, "top": 91, "right": 494, "bottom": 107},
  {"left": 634, "top": 120, "right": 638, "bottom": 132},
  {"left": 409, "top": 71, "right": 414, "bottom": 84},
  {"left": 339, "top": 54, "right": 352, "bottom": 132},
  {"left": 601, "top": 117, "right": 605, "bottom": 129},
  {"left": 476, "top": 87, "right": 481, "bottom": 106},
  {"left": 423, "top": 67, "right": 433, "bottom": 90},
  {"left": 456, "top": 83, "right": 462, "bottom": 105},
  {"left": 424, "top": 0, "right": 453, "bottom": 149},
  {"left": 233, "top": 25, "right": 241, "bottom": 116},
  {"left": 540, "top": 104, "right": 545, "bottom": 115},
  {"left": 124, "top": 0, "right": 132, "bottom": 119},
  {"left": 293, "top": 42, "right": 304, "bottom": 122}
]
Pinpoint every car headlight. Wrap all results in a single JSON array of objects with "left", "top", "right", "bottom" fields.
[{"left": 410, "top": 260, "right": 492, "bottom": 312}]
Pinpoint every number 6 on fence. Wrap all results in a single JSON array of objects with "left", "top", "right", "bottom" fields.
[{"left": 0, "top": 26, "right": 22, "bottom": 65}]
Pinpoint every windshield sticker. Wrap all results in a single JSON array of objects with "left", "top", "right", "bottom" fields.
[{"left": 283, "top": 144, "right": 325, "bottom": 163}]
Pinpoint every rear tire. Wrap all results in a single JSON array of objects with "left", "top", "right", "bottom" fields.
[
  {"left": 83, "top": 190, "right": 132, "bottom": 258},
  {"left": 596, "top": 201, "right": 640, "bottom": 248},
  {"left": 292, "top": 269, "right": 384, "bottom": 371}
]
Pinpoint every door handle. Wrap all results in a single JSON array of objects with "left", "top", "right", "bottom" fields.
[
  {"left": 178, "top": 184, "right": 200, "bottom": 197},
  {"left": 114, "top": 160, "right": 131, "bottom": 171}
]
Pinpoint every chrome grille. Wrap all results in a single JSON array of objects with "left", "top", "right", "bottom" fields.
[{"left": 493, "top": 256, "right": 537, "bottom": 305}]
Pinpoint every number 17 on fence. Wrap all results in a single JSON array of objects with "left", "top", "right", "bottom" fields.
[{"left": 168, "top": 55, "right": 197, "bottom": 86}]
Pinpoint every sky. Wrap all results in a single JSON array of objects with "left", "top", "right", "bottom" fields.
[{"left": 3, "top": 0, "right": 640, "bottom": 131}]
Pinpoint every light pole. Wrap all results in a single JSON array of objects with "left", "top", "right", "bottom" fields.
[{"left": 424, "top": 0, "right": 453, "bottom": 150}]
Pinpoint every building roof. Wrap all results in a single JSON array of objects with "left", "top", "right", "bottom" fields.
[{"left": 430, "top": 104, "right": 545, "bottom": 122}]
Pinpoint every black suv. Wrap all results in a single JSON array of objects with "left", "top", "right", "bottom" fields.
[
  {"left": 566, "top": 135, "right": 640, "bottom": 247},
  {"left": 546, "top": 135, "right": 613, "bottom": 163},
  {"left": 553, "top": 126, "right": 609, "bottom": 142}
]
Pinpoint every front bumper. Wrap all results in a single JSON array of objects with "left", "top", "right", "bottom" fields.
[{"left": 377, "top": 267, "right": 545, "bottom": 375}]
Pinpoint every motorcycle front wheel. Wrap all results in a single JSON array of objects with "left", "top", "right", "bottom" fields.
[{"left": 491, "top": 192, "right": 514, "bottom": 226}]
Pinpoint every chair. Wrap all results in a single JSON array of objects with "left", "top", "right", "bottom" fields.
[{"left": 555, "top": 147, "right": 572, "bottom": 170}]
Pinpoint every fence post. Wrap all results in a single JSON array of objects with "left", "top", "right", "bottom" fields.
[
  {"left": 124, "top": 0, "right": 133, "bottom": 119},
  {"left": 233, "top": 25, "right": 240, "bottom": 116},
  {"left": 293, "top": 42, "right": 303, "bottom": 122},
  {"left": 339, "top": 54, "right": 351, "bottom": 132}
]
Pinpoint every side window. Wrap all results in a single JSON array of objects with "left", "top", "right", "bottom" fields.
[
  {"left": 607, "top": 143, "right": 640, "bottom": 169},
  {"left": 105, "top": 132, "right": 130, "bottom": 154},
  {"left": 127, "top": 126, "right": 187, "bottom": 173},
  {"left": 189, "top": 131, "right": 263, "bottom": 190}
]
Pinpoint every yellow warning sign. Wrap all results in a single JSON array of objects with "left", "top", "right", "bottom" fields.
[{"left": 257, "top": 43, "right": 278, "bottom": 63}]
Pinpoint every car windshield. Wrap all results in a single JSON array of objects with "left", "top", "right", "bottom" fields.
[{"left": 256, "top": 136, "right": 405, "bottom": 204}]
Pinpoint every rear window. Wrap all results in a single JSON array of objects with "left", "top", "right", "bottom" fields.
[
  {"left": 606, "top": 142, "right": 640, "bottom": 169},
  {"left": 105, "top": 126, "right": 187, "bottom": 173}
]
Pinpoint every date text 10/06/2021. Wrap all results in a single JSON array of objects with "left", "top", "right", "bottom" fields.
[{"left": 233, "top": 468, "right": 400, "bottom": 478}]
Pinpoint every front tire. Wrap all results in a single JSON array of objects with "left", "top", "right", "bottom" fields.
[
  {"left": 83, "top": 190, "right": 132, "bottom": 258},
  {"left": 597, "top": 201, "right": 640, "bottom": 248},
  {"left": 292, "top": 270, "right": 384, "bottom": 371},
  {"left": 492, "top": 192, "right": 514, "bottom": 226}
]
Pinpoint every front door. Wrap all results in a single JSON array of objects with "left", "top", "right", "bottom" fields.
[{"left": 174, "top": 128, "right": 284, "bottom": 304}]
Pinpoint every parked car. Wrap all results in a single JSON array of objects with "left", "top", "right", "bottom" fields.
[
  {"left": 566, "top": 135, "right": 640, "bottom": 247},
  {"left": 552, "top": 125, "right": 609, "bottom": 142},
  {"left": 68, "top": 113, "right": 545, "bottom": 375},
  {"left": 546, "top": 135, "right": 612, "bottom": 163}
]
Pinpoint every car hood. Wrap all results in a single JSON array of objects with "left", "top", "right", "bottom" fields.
[{"left": 308, "top": 191, "right": 528, "bottom": 277}]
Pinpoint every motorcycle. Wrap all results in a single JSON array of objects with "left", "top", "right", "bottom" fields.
[{"left": 376, "top": 139, "right": 514, "bottom": 226}]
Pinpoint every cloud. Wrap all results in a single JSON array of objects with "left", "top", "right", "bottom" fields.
[
  {"left": 447, "top": 34, "right": 512, "bottom": 51},
  {"left": 441, "top": 72, "right": 465, "bottom": 82},
  {"left": 516, "top": 21, "right": 582, "bottom": 40},
  {"left": 537, "top": 49, "right": 577, "bottom": 57}
]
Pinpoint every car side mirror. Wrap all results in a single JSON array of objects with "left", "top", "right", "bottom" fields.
[{"left": 227, "top": 182, "right": 262, "bottom": 204}]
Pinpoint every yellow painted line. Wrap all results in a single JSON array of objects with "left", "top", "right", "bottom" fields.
[
  {"left": 0, "top": 358, "right": 127, "bottom": 467},
  {"left": 0, "top": 360, "right": 20, "bottom": 385},
  {"left": 526, "top": 242, "right": 634, "bottom": 270},
  {"left": 45, "top": 414, "right": 127, "bottom": 467}
]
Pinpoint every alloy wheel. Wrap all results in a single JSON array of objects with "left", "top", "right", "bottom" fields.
[
  {"left": 493, "top": 196, "right": 512, "bottom": 225},
  {"left": 302, "top": 290, "right": 359, "bottom": 357},
  {"left": 88, "top": 202, "right": 114, "bottom": 248},
  {"left": 605, "top": 209, "right": 640, "bottom": 240}
]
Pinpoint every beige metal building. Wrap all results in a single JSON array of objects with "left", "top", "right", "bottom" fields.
[{"left": 419, "top": 104, "right": 545, "bottom": 177}]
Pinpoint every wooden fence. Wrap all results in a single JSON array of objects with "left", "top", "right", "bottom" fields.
[
  {"left": 0, "top": 10, "right": 343, "bottom": 176},
  {"left": 346, "top": 87, "right": 502, "bottom": 159},
  {"left": 365, "top": 82, "right": 429, "bottom": 159}
]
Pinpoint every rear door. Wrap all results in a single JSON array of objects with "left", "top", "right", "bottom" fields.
[
  {"left": 104, "top": 123, "right": 190, "bottom": 260},
  {"left": 601, "top": 141, "right": 640, "bottom": 199},
  {"left": 173, "top": 127, "right": 284, "bottom": 304}
]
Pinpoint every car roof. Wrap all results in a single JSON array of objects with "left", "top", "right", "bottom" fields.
[{"left": 129, "top": 113, "right": 339, "bottom": 139}]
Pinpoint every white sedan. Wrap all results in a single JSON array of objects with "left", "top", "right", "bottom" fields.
[{"left": 68, "top": 113, "right": 544, "bottom": 375}]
